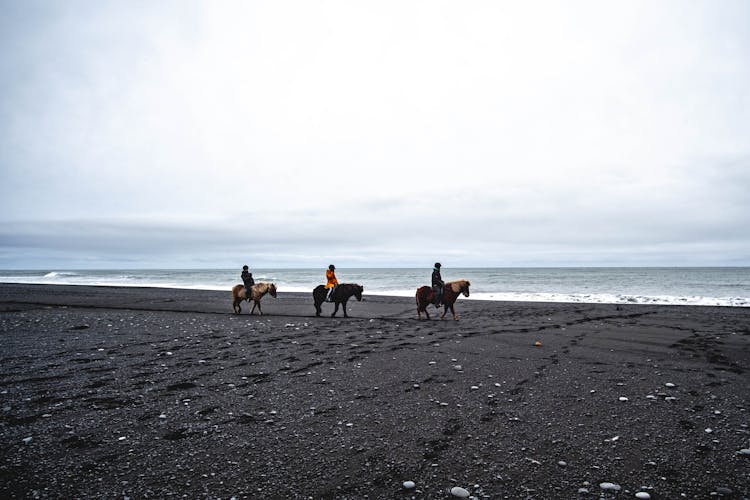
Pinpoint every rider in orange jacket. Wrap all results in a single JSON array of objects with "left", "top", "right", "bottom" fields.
[{"left": 325, "top": 264, "right": 338, "bottom": 302}]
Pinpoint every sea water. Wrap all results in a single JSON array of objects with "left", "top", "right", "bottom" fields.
[{"left": 1, "top": 267, "right": 748, "bottom": 307}]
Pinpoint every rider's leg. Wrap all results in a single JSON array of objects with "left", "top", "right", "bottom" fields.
[{"left": 434, "top": 287, "right": 443, "bottom": 307}]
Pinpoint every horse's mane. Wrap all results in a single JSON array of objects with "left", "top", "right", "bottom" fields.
[
  {"left": 447, "top": 280, "right": 470, "bottom": 293},
  {"left": 338, "top": 283, "right": 363, "bottom": 289},
  {"left": 249, "top": 282, "right": 276, "bottom": 298},
  {"left": 253, "top": 282, "right": 274, "bottom": 292}
]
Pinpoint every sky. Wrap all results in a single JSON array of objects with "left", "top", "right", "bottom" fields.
[{"left": 1, "top": 0, "right": 749, "bottom": 269}]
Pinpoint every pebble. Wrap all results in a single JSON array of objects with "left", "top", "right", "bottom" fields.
[
  {"left": 159, "top": 414, "right": 167, "bottom": 419},
  {"left": 619, "top": 397, "right": 629, "bottom": 402},
  {"left": 715, "top": 487, "right": 733, "bottom": 495},
  {"left": 403, "top": 481, "right": 415, "bottom": 489},
  {"left": 665, "top": 382, "right": 676, "bottom": 388},
  {"left": 557, "top": 461, "right": 567, "bottom": 467},
  {"left": 534, "top": 341, "right": 542, "bottom": 347},
  {"left": 600, "top": 482, "right": 621, "bottom": 491},
  {"left": 450, "top": 486, "right": 470, "bottom": 498},
  {"left": 578, "top": 488, "right": 589, "bottom": 494},
  {"left": 22, "top": 437, "right": 32, "bottom": 444},
  {"left": 738, "top": 448, "right": 750, "bottom": 455},
  {"left": 635, "top": 493, "right": 651, "bottom": 499},
  {"left": 470, "top": 386, "right": 479, "bottom": 390}
]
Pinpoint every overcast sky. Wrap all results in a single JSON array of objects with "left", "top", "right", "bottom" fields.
[{"left": 1, "top": 0, "right": 749, "bottom": 269}]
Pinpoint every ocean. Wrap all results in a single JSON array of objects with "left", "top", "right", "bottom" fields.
[{"left": 1, "top": 267, "right": 749, "bottom": 307}]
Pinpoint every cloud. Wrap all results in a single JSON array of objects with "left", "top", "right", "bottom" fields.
[{"left": 1, "top": 1, "right": 749, "bottom": 267}]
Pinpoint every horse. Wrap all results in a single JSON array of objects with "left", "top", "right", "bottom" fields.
[
  {"left": 231, "top": 282, "right": 277, "bottom": 315},
  {"left": 312, "top": 283, "right": 364, "bottom": 318},
  {"left": 416, "top": 279, "right": 471, "bottom": 320}
]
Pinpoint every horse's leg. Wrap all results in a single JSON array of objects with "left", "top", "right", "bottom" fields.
[
  {"left": 315, "top": 300, "right": 322, "bottom": 317},
  {"left": 450, "top": 303, "right": 458, "bottom": 320},
  {"left": 250, "top": 301, "right": 257, "bottom": 315},
  {"left": 256, "top": 300, "right": 263, "bottom": 316},
  {"left": 342, "top": 299, "right": 349, "bottom": 318},
  {"left": 331, "top": 301, "right": 339, "bottom": 318},
  {"left": 440, "top": 304, "right": 448, "bottom": 320}
]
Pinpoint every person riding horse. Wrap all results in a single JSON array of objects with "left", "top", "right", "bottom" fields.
[
  {"left": 241, "top": 265, "right": 255, "bottom": 300},
  {"left": 432, "top": 262, "right": 444, "bottom": 307},
  {"left": 325, "top": 264, "right": 338, "bottom": 302}
]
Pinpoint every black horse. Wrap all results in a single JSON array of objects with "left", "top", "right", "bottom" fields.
[{"left": 313, "top": 283, "right": 364, "bottom": 317}]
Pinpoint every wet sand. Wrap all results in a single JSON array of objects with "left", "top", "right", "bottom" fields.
[{"left": 0, "top": 283, "right": 748, "bottom": 499}]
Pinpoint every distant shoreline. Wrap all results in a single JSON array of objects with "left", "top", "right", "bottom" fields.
[{"left": 1, "top": 279, "right": 748, "bottom": 308}]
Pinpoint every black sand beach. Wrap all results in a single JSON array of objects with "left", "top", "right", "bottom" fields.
[{"left": 1, "top": 283, "right": 748, "bottom": 499}]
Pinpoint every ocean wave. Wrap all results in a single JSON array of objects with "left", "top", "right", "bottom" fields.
[
  {"left": 466, "top": 292, "right": 749, "bottom": 307},
  {"left": 43, "top": 271, "right": 79, "bottom": 278}
]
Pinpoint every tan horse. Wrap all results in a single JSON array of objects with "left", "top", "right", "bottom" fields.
[
  {"left": 416, "top": 279, "right": 471, "bottom": 320},
  {"left": 231, "top": 282, "right": 277, "bottom": 315}
]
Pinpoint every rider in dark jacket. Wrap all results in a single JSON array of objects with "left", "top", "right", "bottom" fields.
[
  {"left": 241, "top": 265, "right": 255, "bottom": 300},
  {"left": 431, "top": 262, "right": 444, "bottom": 306}
]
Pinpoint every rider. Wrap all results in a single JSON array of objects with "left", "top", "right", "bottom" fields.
[
  {"left": 241, "top": 265, "right": 255, "bottom": 300},
  {"left": 325, "top": 264, "right": 338, "bottom": 302},
  {"left": 432, "top": 262, "right": 444, "bottom": 307}
]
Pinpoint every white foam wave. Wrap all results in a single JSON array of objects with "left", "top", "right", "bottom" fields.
[
  {"left": 465, "top": 292, "right": 749, "bottom": 307},
  {"left": 43, "top": 271, "right": 79, "bottom": 278}
]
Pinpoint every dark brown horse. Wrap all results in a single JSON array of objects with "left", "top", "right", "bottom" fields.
[
  {"left": 313, "top": 283, "right": 364, "bottom": 318},
  {"left": 416, "top": 279, "right": 471, "bottom": 320},
  {"left": 231, "top": 282, "right": 277, "bottom": 315}
]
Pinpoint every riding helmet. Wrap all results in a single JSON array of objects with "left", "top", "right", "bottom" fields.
[
  {"left": 434, "top": 262, "right": 441, "bottom": 269},
  {"left": 329, "top": 264, "right": 335, "bottom": 270}
]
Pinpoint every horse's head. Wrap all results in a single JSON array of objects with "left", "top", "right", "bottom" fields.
[
  {"left": 268, "top": 283, "right": 277, "bottom": 298},
  {"left": 354, "top": 285, "right": 364, "bottom": 301},
  {"left": 462, "top": 281, "right": 471, "bottom": 297}
]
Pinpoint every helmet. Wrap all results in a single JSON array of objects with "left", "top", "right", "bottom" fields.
[
  {"left": 329, "top": 264, "right": 335, "bottom": 270},
  {"left": 434, "top": 262, "right": 441, "bottom": 269},
  {"left": 243, "top": 265, "right": 249, "bottom": 270}
]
